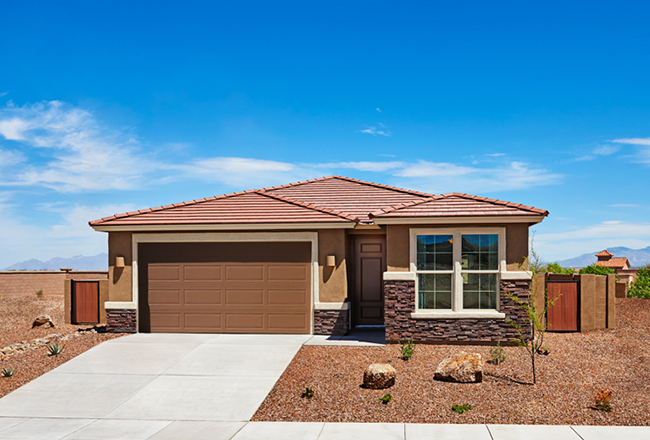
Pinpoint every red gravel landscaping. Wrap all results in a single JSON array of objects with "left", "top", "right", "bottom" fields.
[
  {"left": 253, "top": 298, "right": 650, "bottom": 425},
  {"left": 0, "top": 295, "right": 123, "bottom": 399}
]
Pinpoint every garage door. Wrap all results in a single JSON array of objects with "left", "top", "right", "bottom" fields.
[{"left": 138, "top": 242, "right": 311, "bottom": 334}]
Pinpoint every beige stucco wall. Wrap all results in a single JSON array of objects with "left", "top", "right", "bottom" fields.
[
  {"left": 318, "top": 229, "right": 348, "bottom": 303},
  {"left": 386, "top": 223, "right": 531, "bottom": 272},
  {"left": 108, "top": 231, "right": 133, "bottom": 302}
]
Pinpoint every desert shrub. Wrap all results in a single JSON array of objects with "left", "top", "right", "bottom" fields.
[
  {"left": 489, "top": 340, "right": 506, "bottom": 365},
  {"left": 452, "top": 404, "right": 472, "bottom": 414},
  {"left": 594, "top": 389, "right": 613, "bottom": 412},
  {"left": 628, "top": 265, "right": 650, "bottom": 299},
  {"left": 579, "top": 265, "right": 615, "bottom": 276},
  {"left": 378, "top": 393, "right": 393, "bottom": 404},
  {"left": 301, "top": 386, "right": 315, "bottom": 399},
  {"left": 545, "top": 262, "right": 574, "bottom": 274},
  {"left": 400, "top": 339, "right": 415, "bottom": 360}
]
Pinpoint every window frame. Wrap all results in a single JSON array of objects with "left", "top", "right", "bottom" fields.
[{"left": 409, "top": 227, "right": 506, "bottom": 317}]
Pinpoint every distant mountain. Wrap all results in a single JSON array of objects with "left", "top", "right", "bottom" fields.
[
  {"left": 3, "top": 253, "right": 108, "bottom": 271},
  {"left": 557, "top": 246, "right": 650, "bottom": 269}
]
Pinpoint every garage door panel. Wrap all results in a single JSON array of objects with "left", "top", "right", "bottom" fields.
[
  {"left": 150, "top": 312, "right": 181, "bottom": 330},
  {"left": 268, "top": 265, "right": 308, "bottom": 281},
  {"left": 225, "top": 265, "right": 264, "bottom": 281},
  {"left": 226, "top": 313, "right": 264, "bottom": 330},
  {"left": 184, "top": 312, "right": 222, "bottom": 330},
  {"left": 141, "top": 242, "right": 311, "bottom": 334},
  {"left": 268, "top": 313, "right": 308, "bottom": 330},
  {"left": 149, "top": 289, "right": 181, "bottom": 305},
  {"left": 184, "top": 264, "right": 222, "bottom": 281},
  {"left": 149, "top": 265, "right": 181, "bottom": 281},
  {"left": 184, "top": 289, "right": 222, "bottom": 305},
  {"left": 225, "top": 289, "right": 264, "bottom": 305},
  {"left": 268, "top": 289, "right": 308, "bottom": 305}
]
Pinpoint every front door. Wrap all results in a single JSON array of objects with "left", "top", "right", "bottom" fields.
[{"left": 354, "top": 236, "right": 387, "bottom": 326}]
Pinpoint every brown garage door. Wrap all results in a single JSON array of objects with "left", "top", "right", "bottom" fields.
[{"left": 139, "top": 242, "right": 311, "bottom": 334}]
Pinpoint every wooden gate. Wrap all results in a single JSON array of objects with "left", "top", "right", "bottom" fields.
[
  {"left": 546, "top": 280, "right": 579, "bottom": 332},
  {"left": 72, "top": 281, "right": 99, "bottom": 324}
]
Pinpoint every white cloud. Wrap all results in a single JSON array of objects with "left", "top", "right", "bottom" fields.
[
  {"left": 359, "top": 126, "right": 391, "bottom": 137},
  {"left": 317, "top": 161, "right": 405, "bottom": 172},
  {"left": 610, "top": 204, "right": 640, "bottom": 208},
  {"left": 593, "top": 145, "right": 620, "bottom": 155},
  {"left": 0, "top": 92, "right": 8, "bottom": 97},
  {"left": 0, "top": 149, "right": 25, "bottom": 167},
  {"left": 611, "top": 137, "right": 650, "bottom": 146},
  {"left": 0, "top": 100, "right": 154, "bottom": 192},
  {"left": 484, "top": 153, "right": 506, "bottom": 157},
  {"left": 376, "top": 108, "right": 382, "bottom": 113}
]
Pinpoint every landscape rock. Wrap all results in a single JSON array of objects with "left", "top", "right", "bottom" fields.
[
  {"left": 434, "top": 352, "right": 484, "bottom": 383},
  {"left": 32, "top": 315, "right": 55, "bottom": 328},
  {"left": 363, "top": 363, "right": 396, "bottom": 389}
]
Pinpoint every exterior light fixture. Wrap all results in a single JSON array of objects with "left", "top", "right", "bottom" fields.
[
  {"left": 326, "top": 255, "right": 336, "bottom": 267},
  {"left": 115, "top": 256, "right": 125, "bottom": 268}
]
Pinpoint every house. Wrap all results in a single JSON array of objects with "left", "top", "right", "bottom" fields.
[
  {"left": 88, "top": 176, "right": 548, "bottom": 343},
  {"left": 595, "top": 250, "right": 637, "bottom": 287}
]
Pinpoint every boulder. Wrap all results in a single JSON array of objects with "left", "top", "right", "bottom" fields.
[
  {"left": 434, "top": 352, "right": 484, "bottom": 383},
  {"left": 32, "top": 315, "right": 55, "bottom": 328},
  {"left": 363, "top": 363, "right": 396, "bottom": 389}
]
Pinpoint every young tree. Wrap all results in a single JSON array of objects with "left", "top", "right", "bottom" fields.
[
  {"left": 579, "top": 264, "right": 615, "bottom": 276},
  {"left": 545, "top": 262, "right": 574, "bottom": 274},
  {"left": 504, "top": 233, "right": 556, "bottom": 385}
]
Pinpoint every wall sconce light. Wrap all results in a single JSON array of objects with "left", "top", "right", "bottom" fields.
[
  {"left": 326, "top": 255, "right": 336, "bottom": 267},
  {"left": 115, "top": 256, "right": 125, "bottom": 268}
]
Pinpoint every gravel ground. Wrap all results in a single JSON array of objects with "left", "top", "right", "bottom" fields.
[
  {"left": 0, "top": 295, "right": 123, "bottom": 399},
  {"left": 254, "top": 298, "right": 650, "bottom": 425}
]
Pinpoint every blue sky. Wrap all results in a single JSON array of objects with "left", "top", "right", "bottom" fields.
[{"left": 1, "top": 1, "right": 650, "bottom": 268}]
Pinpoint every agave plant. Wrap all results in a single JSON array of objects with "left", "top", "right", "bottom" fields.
[
  {"left": 47, "top": 342, "right": 64, "bottom": 356},
  {"left": 1, "top": 367, "right": 17, "bottom": 377}
]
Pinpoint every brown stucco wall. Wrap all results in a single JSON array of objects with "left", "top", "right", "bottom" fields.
[
  {"left": 386, "top": 223, "right": 530, "bottom": 272},
  {"left": 318, "top": 229, "right": 348, "bottom": 303},
  {"left": 0, "top": 271, "right": 108, "bottom": 298},
  {"left": 580, "top": 274, "right": 596, "bottom": 332},
  {"left": 108, "top": 231, "right": 133, "bottom": 302},
  {"left": 606, "top": 274, "right": 616, "bottom": 329}
]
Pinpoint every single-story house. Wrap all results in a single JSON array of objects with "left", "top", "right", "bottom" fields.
[{"left": 88, "top": 176, "right": 548, "bottom": 343}]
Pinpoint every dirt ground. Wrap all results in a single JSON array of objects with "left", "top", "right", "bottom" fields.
[
  {"left": 254, "top": 298, "right": 650, "bottom": 425},
  {"left": 0, "top": 294, "right": 123, "bottom": 399}
]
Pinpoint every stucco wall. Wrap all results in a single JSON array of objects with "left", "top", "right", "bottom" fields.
[
  {"left": 108, "top": 231, "right": 133, "bottom": 302},
  {"left": 386, "top": 223, "right": 530, "bottom": 272},
  {"left": 0, "top": 271, "right": 108, "bottom": 298},
  {"left": 318, "top": 228, "right": 348, "bottom": 303}
]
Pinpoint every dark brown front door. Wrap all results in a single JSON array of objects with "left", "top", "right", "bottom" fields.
[
  {"left": 72, "top": 281, "right": 99, "bottom": 324},
  {"left": 354, "top": 236, "right": 386, "bottom": 326}
]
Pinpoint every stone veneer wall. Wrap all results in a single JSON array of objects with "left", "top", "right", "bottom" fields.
[
  {"left": 313, "top": 309, "right": 349, "bottom": 335},
  {"left": 384, "top": 279, "right": 531, "bottom": 343},
  {"left": 106, "top": 309, "right": 137, "bottom": 333}
]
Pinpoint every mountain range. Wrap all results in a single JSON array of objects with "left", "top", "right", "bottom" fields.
[
  {"left": 556, "top": 246, "right": 650, "bottom": 268},
  {"left": 3, "top": 253, "right": 108, "bottom": 271}
]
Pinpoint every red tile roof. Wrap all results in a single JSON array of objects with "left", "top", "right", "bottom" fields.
[
  {"left": 90, "top": 176, "right": 548, "bottom": 227},
  {"left": 595, "top": 257, "right": 630, "bottom": 269},
  {"left": 595, "top": 250, "right": 614, "bottom": 258},
  {"left": 370, "top": 193, "right": 549, "bottom": 219}
]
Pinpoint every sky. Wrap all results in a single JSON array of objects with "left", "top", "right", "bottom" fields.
[{"left": 1, "top": 1, "right": 650, "bottom": 269}]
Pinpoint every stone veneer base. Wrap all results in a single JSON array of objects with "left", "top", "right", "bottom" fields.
[
  {"left": 313, "top": 309, "right": 349, "bottom": 335},
  {"left": 106, "top": 309, "right": 137, "bottom": 333},
  {"left": 384, "top": 279, "right": 531, "bottom": 343}
]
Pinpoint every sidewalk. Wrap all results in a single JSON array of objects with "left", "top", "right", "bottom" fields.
[{"left": 1, "top": 418, "right": 648, "bottom": 440}]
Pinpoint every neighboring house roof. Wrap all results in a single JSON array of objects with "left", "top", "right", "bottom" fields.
[
  {"left": 90, "top": 176, "right": 549, "bottom": 228},
  {"left": 595, "top": 257, "right": 630, "bottom": 270},
  {"left": 596, "top": 250, "right": 614, "bottom": 258}
]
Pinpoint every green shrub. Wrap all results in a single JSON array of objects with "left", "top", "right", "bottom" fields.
[
  {"left": 400, "top": 339, "right": 415, "bottom": 360},
  {"left": 489, "top": 339, "right": 506, "bottom": 365},
  {"left": 1, "top": 367, "right": 16, "bottom": 377},
  {"left": 301, "top": 386, "right": 315, "bottom": 400},
  {"left": 545, "top": 262, "right": 574, "bottom": 274},
  {"left": 579, "top": 265, "right": 615, "bottom": 276},
  {"left": 452, "top": 404, "right": 472, "bottom": 414},
  {"left": 35, "top": 289, "right": 43, "bottom": 297},
  {"left": 628, "top": 265, "right": 650, "bottom": 299},
  {"left": 379, "top": 393, "right": 393, "bottom": 404}
]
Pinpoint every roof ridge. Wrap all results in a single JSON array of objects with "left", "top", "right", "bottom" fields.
[
  {"left": 88, "top": 189, "right": 259, "bottom": 226},
  {"left": 256, "top": 191, "right": 358, "bottom": 222},
  {"left": 439, "top": 193, "right": 549, "bottom": 216},
  {"left": 368, "top": 196, "right": 442, "bottom": 218},
  {"left": 259, "top": 175, "right": 434, "bottom": 197}
]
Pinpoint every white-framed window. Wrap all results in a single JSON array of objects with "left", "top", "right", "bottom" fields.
[{"left": 409, "top": 228, "right": 506, "bottom": 314}]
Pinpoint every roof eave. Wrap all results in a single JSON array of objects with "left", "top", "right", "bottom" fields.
[
  {"left": 90, "top": 222, "right": 357, "bottom": 233},
  {"left": 373, "top": 215, "right": 547, "bottom": 226}
]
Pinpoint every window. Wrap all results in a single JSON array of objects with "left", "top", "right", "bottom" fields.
[{"left": 411, "top": 228, "right": 505, "bottom": 314}]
